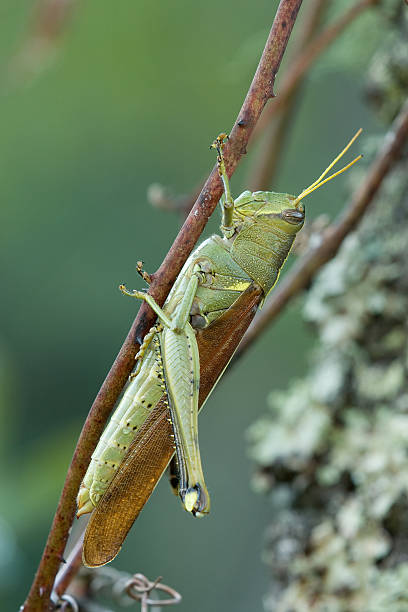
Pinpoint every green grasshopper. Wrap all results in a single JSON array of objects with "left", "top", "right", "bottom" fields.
[{"left": 77, "top": 131, "right": 361, "bottom": 564}]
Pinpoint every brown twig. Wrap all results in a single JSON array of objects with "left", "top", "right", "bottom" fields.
[
  {"left": 54, "top": 534, "right": 84, "bottom": 600},
  {"left": 234, "top": 99, "right": 408, "bottom": 361},
  {"left": 22, "top": 1, "right": 303, "bottom": 609},
  {"left": 253, "top": 0, "right": 378, "bottom": 141}
]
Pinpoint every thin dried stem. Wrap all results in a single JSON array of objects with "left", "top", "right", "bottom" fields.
[
  {"left": 234, "top": 100, "right": 408, "bottom": 361},
  {"left": 22, "top": 1, "right": 303, "bottom": 609}
]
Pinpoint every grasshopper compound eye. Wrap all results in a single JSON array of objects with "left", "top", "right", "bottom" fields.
[{"left": 282, "top": 208, "right": 305, "bottom": 225}]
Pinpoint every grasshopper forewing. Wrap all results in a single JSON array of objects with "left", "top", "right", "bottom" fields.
[{"left": 82, "top": 282, "right": 263, "bottom": 567}]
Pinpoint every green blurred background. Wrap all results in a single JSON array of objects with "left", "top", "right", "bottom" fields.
[{"left": 0, "top": 1, "right": 379, "bottom": 609}]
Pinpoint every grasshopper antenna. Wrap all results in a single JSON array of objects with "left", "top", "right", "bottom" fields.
[{"left": 294, "top": 128, "right": 363, "bottom": 206}]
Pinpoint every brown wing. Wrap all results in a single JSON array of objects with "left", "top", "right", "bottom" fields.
[{"left": 82, "top": 282, "right": 262, "bottom": 567}]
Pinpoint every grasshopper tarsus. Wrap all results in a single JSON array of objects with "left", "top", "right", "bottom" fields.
[
  {"left": 210, "top": 132, "right": 229, "bottom": 151},
  {"left": 136, "top": 261, "right": 151, "bottom": 285}
]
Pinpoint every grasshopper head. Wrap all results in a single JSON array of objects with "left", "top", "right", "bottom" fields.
[
  {"left": 229, "top": 128, "right": 363, "bottom": 241},
  {"left": 233, "top": 190, "right": 305, "bottom": 236},
  {"left": 229, "top": 129, "right": 362, "bottom": 296}
]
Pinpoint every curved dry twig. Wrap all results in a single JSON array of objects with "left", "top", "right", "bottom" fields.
[{"left": 22, "top": 1, "right": 303, "bottom": 609}]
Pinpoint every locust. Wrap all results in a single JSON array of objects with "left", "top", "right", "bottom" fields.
[{"left": 77, "top": 130, "right": 362, "bottom": 567}]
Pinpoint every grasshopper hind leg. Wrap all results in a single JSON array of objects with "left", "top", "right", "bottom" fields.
[{"left": 121, "top": 269, "right": 211, "bottom": 517}]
